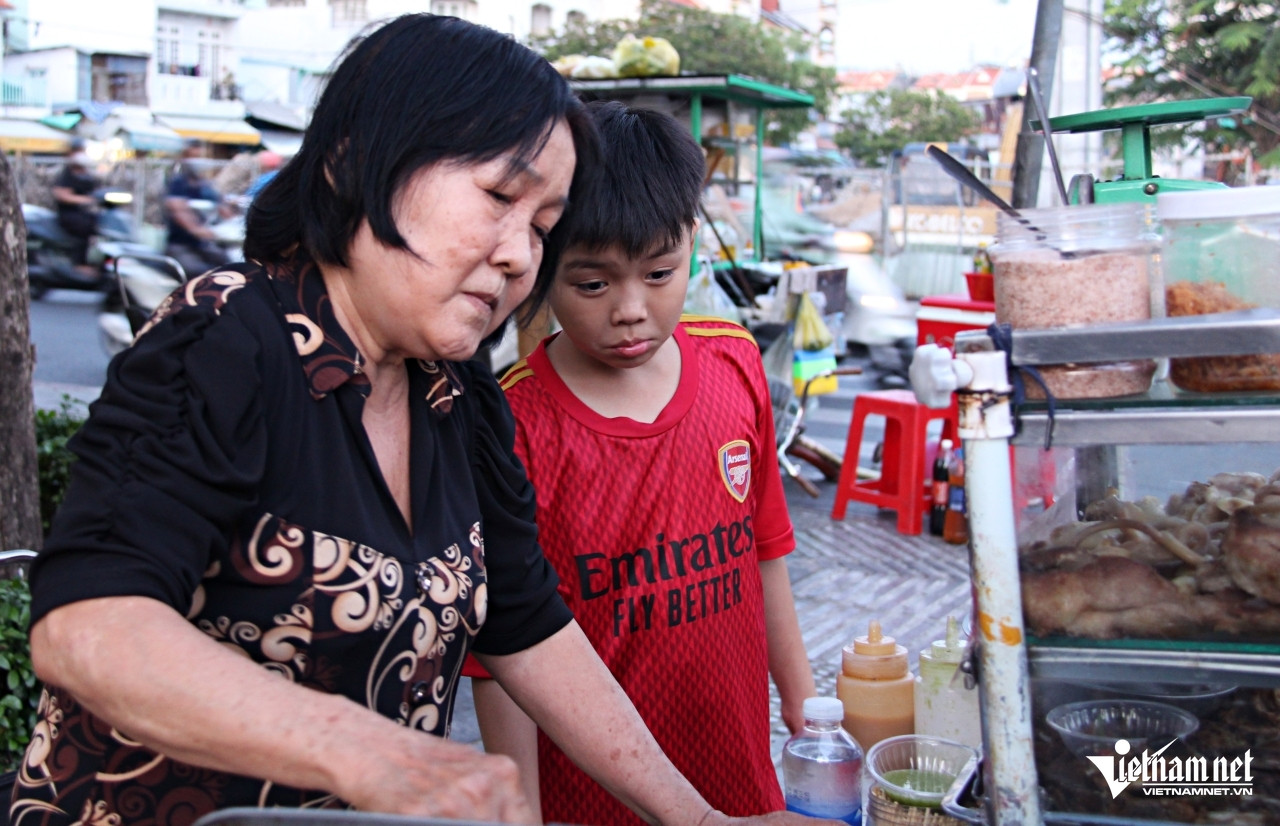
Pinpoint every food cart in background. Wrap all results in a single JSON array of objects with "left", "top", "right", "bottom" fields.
[
  {"left": 571, "top": 74, "right": 812, "bottom": 260},
  {"left": 569, "top": 74, "right": 847, "bottom": 331}
]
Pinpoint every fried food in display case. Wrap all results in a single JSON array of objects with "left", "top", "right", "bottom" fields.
[{"left": 1020, "top": 468, "right": 1280, "bottom": 642}]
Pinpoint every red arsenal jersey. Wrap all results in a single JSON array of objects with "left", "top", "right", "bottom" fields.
[{"left": 499, "top": 316, "right": 794, "bottom": 825}]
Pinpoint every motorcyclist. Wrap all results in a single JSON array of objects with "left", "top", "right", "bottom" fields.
[
  {"left": 163, "top": 141, "right": 232, "bottom": 278},
  {"left": 51, "top": 149, "right": 101, "bottom": 280}
]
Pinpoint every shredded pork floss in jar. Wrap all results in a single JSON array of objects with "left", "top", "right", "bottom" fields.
[{"left": 990, "top": 203, "right": 1157, "bottom": 400}]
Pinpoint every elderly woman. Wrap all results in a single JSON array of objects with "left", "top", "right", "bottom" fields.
[{"left": 9, "top": 14, "right": 831, "bottom": 826}]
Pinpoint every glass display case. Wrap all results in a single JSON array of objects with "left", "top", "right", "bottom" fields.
[{"left": 937, "top": 309, "right": 1280, "bottom": 825}]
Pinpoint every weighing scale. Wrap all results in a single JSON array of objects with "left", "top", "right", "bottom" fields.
[{"left": 1031, "top": 96, "right": 1253, "bottom": 204}]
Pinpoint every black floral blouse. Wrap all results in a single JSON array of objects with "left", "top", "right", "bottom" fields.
[{"left": 10, "top": 257, "right": 571, "bottom": 826}]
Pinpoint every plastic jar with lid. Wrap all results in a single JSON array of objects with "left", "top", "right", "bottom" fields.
[
  {"left": 988, "top": 202, "right": 1159, "bottom": 400},
  {"left": 1157, "top": 186, "right": 1280, "bottom": 393}
]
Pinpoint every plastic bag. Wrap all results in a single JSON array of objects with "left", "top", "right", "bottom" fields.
[
  {"left": 550, "top": 55, "right": 584, "bottom": 77},
  {"left": 611, "top": 34, "right": 680, "bottom": 78},
  {"left": 683, "top": 261, "right": 743, "bottom": 323},
  {"left": 570, "top": 55, "right": 618, "bottom": 78},
  {"left": 792, "top": 292, "right": 835, "bottom": 352}
]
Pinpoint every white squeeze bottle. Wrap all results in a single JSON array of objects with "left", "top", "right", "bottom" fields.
[
  {"left": 913, "top": 616, "right": 982, "bottom": 748},
  {"left": 782, "top": 697, "right": 864, "bottom": 824}
]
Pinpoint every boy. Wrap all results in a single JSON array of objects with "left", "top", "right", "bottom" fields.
[{"left": 467, "top": 100, "right": 815, "bottom": 825}]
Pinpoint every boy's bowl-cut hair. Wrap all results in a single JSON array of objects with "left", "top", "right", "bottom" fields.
[
  {"left": 523, "top": 100, "right": 704, "bottom": 320},
  {"left": 244, "top": 13, "right": 595, "bottom": 269}
]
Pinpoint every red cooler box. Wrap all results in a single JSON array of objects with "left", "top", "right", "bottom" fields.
[{"left": 916, "top": 293, "right": 995, "bottom": 350}]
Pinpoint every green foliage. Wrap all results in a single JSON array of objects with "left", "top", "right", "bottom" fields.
[
  {"left": 1104, "top": 0, "right": 1280, "bottom": 169},
  {"left": 529, "top": 0, "right": 838, "bottom": 145},
  {"left": 36, "top": 400, "right": 84, "bottom": 536},
  {"left": 834, "top": 89, "right": 982, "bottom": 167},
  {"left": 1, "top": 400, "right": 83, "bottom": 771},
  {"left": 1, "top": 577, "right": 35, "bottom": 772}
]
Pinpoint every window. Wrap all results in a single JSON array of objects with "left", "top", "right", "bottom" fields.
[
  {"left": 156, "top": 25, "right": 181, "bottom": 75},
  {"left": 430, "top": 0, "right": 478, "bottom": 20},
  {"left": 818, "top": 27, "right": 834, "bottom": 55},
  {"left": 530, "top": 3, "right": 552, "bottom": 35},
  {"left": 331, "top": 0, "right": 369, "bottom": 25},
  {"left": 91, "top": 54, "right": 147, "bottom": 105}
]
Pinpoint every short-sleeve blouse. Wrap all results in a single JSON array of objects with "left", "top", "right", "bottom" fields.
[{"left": 12, "top": 256, "right": 571, "bottom": 822}]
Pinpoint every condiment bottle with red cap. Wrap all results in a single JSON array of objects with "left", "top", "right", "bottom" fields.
[{"left": 835, "top": 619, "right": 915, "bottom": 752}]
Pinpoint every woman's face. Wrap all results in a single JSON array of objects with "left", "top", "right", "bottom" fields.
[{"left": 343, "top": 120, "right": 575, "bottom": 364}]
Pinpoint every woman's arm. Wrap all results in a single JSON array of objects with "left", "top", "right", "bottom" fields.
[
  {"left": 759, "top": 557, "right": 816, "bottom": 735},
  {"left": 472, "top": 677, "right": 542, "bottom": 817},
  {"left": 31, "top": 595, "right": 538, "bottom": 824},
  {"left": 478, "top": 621, "right": 831, "bottom": 826}
]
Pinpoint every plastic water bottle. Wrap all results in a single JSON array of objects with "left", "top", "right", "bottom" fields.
[{"left": 782, "top": 697, "right": 864, "bottom": 824}]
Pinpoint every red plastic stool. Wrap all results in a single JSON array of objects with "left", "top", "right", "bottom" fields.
[{"left": 831, "top": 389, "right": 958, "bottom": 535}]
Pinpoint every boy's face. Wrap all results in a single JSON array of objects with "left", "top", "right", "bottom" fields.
[{"left": 548, "top": 226, "right": 695, "bottom": 371}]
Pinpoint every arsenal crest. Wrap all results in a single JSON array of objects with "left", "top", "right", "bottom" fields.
[{"left": 718, "top": 440, "right": 751, "bottom": 503}]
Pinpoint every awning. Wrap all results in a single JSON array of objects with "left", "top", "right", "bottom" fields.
[
  {"left": 244, "top": 100, "right": 308, "bottom": 132},
  {"left": 0, "top": 119, "right": 74, "bottom": 153},
  {"left": 257, "top": 128, "right": 304, "bottom": 157},
  {"left": 40, "top": 112, "right": 83, "bottom": 131},
  {"left": 159, "top": 114, "right": 261, "bottom": 146},
  {"left": 117, "top": 122, "right": 187, "bottom": 154}
]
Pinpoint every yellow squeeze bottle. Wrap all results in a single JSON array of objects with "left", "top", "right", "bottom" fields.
[{"left": 835, "top": 619, "right": 915, "bottom": 751}]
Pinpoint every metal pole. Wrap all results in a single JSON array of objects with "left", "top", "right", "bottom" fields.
[
  {"left": 955, "top": 350, "right": 1043, "bottom": 826},
  {"left": 1011, "top": 0, "right": 1065, "bottom": 209},
  {"left": 755, "top": 105, "right": 765, "bottom": 258},
  {"left": 691, "top": 93, "right": 703, "bottom": 263}
]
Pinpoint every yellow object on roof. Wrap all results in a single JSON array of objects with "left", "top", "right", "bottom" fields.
[
  {"left": 0, "top": 119, "right": 74, "bottom": 153},
  {"left": 158, "top": 115, "right": 261, "bottom": 146}
]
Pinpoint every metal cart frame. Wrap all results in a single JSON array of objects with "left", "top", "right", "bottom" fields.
[{"left": 916, "top": 309, "right": 1280, "bottom": 824}]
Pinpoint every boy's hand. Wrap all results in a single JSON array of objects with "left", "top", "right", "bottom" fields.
[{"left": 780, "top": 695, "right": 808, "bottom": 735}]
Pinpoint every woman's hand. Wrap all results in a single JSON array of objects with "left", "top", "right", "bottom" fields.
[{"left": 337, "top": 730, "right": 537, "bottom": 823}]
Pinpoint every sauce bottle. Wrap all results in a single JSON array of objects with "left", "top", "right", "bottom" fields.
[
  {"left": 972, "top": 242, "right": 992, "bottom": 275},
  {"left": 929, "top": 439, "right": 953, "bottom": 537},
  {"left": 835, "top": 620, "right": 914, "bottom": 752},
  {"left": 913, "top": 616, "right": 981, "bottom": 748},
  {"left": 943, "top": 446, "right": 968, "bottom": 545}
]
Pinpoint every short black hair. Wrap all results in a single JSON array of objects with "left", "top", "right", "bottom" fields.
[
  {"left": 244, "top": 14, "right": 595, "bottom": 268},
  {"left": 522, "top": 100, "right": 704, "bottom": 319}
]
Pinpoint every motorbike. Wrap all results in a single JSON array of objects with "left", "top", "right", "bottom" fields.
[
  {"left": 24, "top": 189, "right": 158, "bottom": 300},
  {"left": 96, "top": 252, "right": 189, "bottom": 358},
  {"left": 96, "top": 198, "right": 243, "bottom": 359}
]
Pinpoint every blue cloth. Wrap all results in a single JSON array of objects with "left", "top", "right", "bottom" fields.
[{"left": 246, "top": 169, "right": 279, "bottom": 200}]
